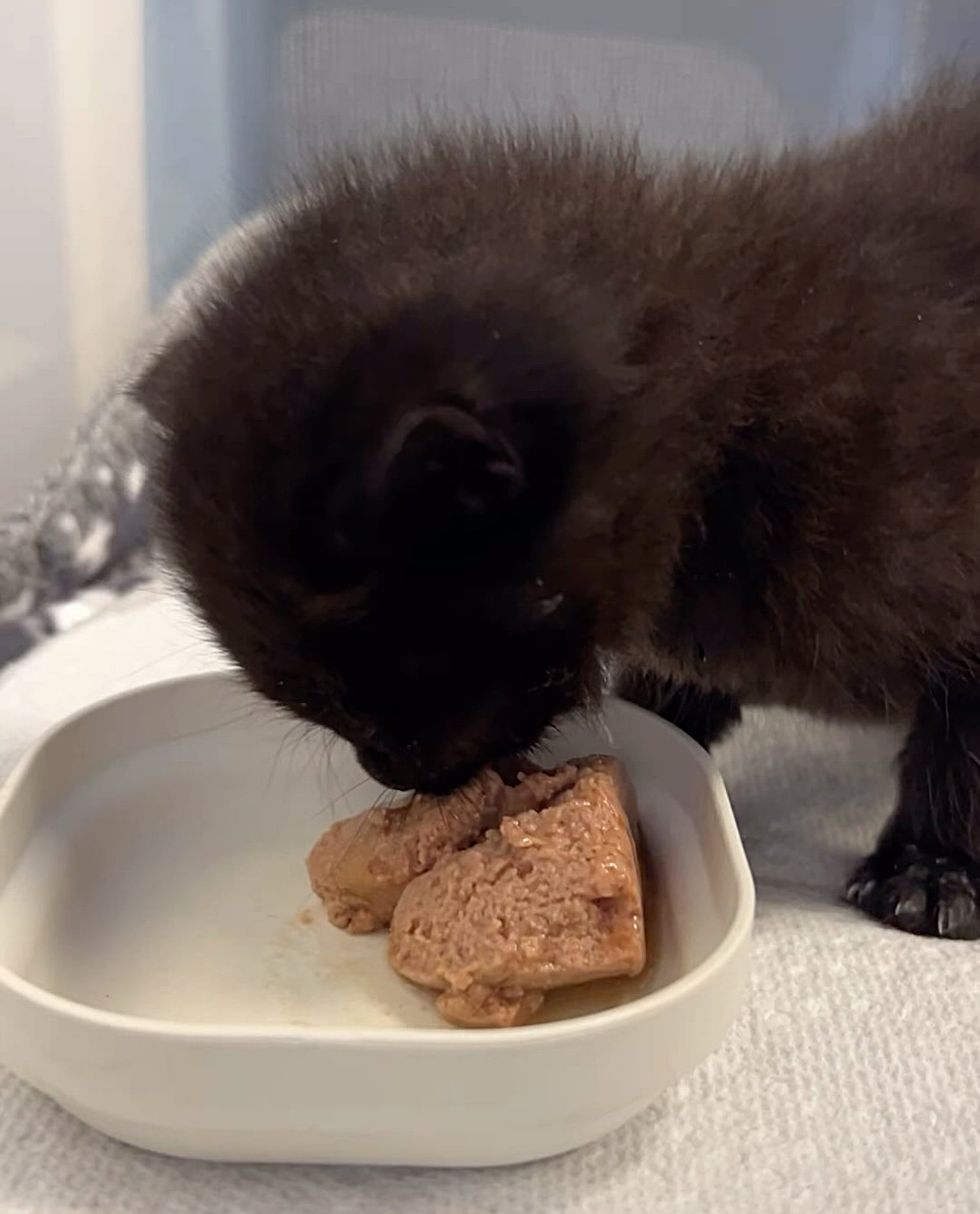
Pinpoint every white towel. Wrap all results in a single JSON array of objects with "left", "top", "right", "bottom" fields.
[{"left": 1, "top": 586, "right": 978, "bottom": 1213}]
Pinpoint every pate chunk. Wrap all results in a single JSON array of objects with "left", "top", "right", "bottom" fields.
[
  {"left": 306, "top": 764, "right": 581, "bottom": 933},
  {"left": 388, "top": 757, "right": 645, "bottom": 1027}
]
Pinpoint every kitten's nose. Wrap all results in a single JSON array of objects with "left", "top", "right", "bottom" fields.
[
  {"left": 357, "top": 743, "right": 417, "bottom": 791},
  {"left": 356, "top": 741, "right": 479, "bottom": 795}
]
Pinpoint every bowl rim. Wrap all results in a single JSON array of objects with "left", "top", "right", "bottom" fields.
[{"left": 0, "top": 671, "right": 754, "bottom": 1049}]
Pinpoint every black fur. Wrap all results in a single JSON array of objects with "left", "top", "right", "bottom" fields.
[{"left": 139, "top": 78, "right": 980, "bottom": 935}]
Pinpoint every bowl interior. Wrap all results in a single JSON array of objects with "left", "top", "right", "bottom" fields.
[{"left": 0, "top": 675, "right": 745, "bottom": 1031}]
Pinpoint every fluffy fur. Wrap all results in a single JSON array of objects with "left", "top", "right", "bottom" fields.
[{"left": 138, "top": 76, "right": 980, "bottom": 938}]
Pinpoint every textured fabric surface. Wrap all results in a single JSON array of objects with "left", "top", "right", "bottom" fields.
[
  {"left": 0, "top": 381, "right": 155, "bottom": 668},
  {"left": 1, "top": 587, "right": 978, "bottom": 1213}
]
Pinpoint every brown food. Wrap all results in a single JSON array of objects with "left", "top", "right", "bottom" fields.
[
  {"left": 306, "top": 764, "right": 580, "bottom": 933},
  {"left": 388, "top": 756, "right": 645, "bottom": 1027}
]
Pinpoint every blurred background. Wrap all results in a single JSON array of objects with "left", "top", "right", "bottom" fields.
[{"left": 1, "top": 0, "right": 977, "bottom": 512}]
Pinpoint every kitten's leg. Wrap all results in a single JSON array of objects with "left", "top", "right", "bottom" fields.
[
  {"left": 616, "top": 669, "right": 741, "bottom": 750},
  {"left": 846, "top": 684, "right": 980, "bottom": 939}
]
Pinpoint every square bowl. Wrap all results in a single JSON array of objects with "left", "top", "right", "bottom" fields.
[{"left": 0, "top": 672, "right": 753, "bottom": 1166}]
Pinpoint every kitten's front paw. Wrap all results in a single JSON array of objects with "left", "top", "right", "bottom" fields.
[{"left": 845, "top": 843, "right": 980, "bottom": 939}]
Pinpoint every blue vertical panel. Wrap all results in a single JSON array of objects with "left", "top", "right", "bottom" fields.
[{"left": 143, "top": 0, "right": 288, "bottom": 302}]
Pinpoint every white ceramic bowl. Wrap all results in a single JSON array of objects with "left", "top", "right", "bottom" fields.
[{"left": 0, "top": 672, "right": 753, "bottom": 1166}]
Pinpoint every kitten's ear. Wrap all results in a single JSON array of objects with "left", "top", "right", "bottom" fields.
[{"left": 372, "top": 405, "right": 525, "bottom": 518}]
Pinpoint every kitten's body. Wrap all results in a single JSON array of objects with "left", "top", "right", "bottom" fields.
[{"left": 139, "top": 77, "right": 980, "bottom": 938}]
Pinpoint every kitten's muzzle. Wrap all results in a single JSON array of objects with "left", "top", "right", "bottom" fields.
[{"left": 356, "top": 741, "right": 481, "bottom": 795}]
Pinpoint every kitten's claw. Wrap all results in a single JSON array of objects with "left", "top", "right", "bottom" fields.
[{"left": 845, "top": 843, "right": 980, "bottom": 939}]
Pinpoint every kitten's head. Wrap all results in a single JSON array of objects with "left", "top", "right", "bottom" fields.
[{"left": 138, "top": 233, "right": 625, "bottom": 791}]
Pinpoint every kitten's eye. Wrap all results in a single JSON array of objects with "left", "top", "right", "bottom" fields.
[
  {"left": 397, "top": 653, "right": 424, "bottom": 679},
  {"left": 496, "top": 582, "right": 566, "bottom": 632},
  {"left": 289, "top": 473, "right": 379, "bottom": 592},
  {"left": 327, "top": 485, "right": 370, "bottom": 555},
  {"left": 529, "top": 577, "right": 565, "bottom": 621},
  {"left": 330, "top": 509, "right": 359, "bottom": 555},
  {"left": 538, "top": 592, "right": 565, "bottom": 618}
]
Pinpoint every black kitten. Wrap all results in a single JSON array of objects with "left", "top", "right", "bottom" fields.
[{"left": 138, "top": 78, "right": 980, "bottom": 937}]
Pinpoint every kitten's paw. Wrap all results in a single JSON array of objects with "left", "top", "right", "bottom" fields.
[{"left": 845, "top": 843, "right": 980, "bottom": 939}]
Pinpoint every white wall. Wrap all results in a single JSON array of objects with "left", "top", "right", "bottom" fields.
[{"left": 0, "top": 0, "right": 147, "bottom": 513}]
